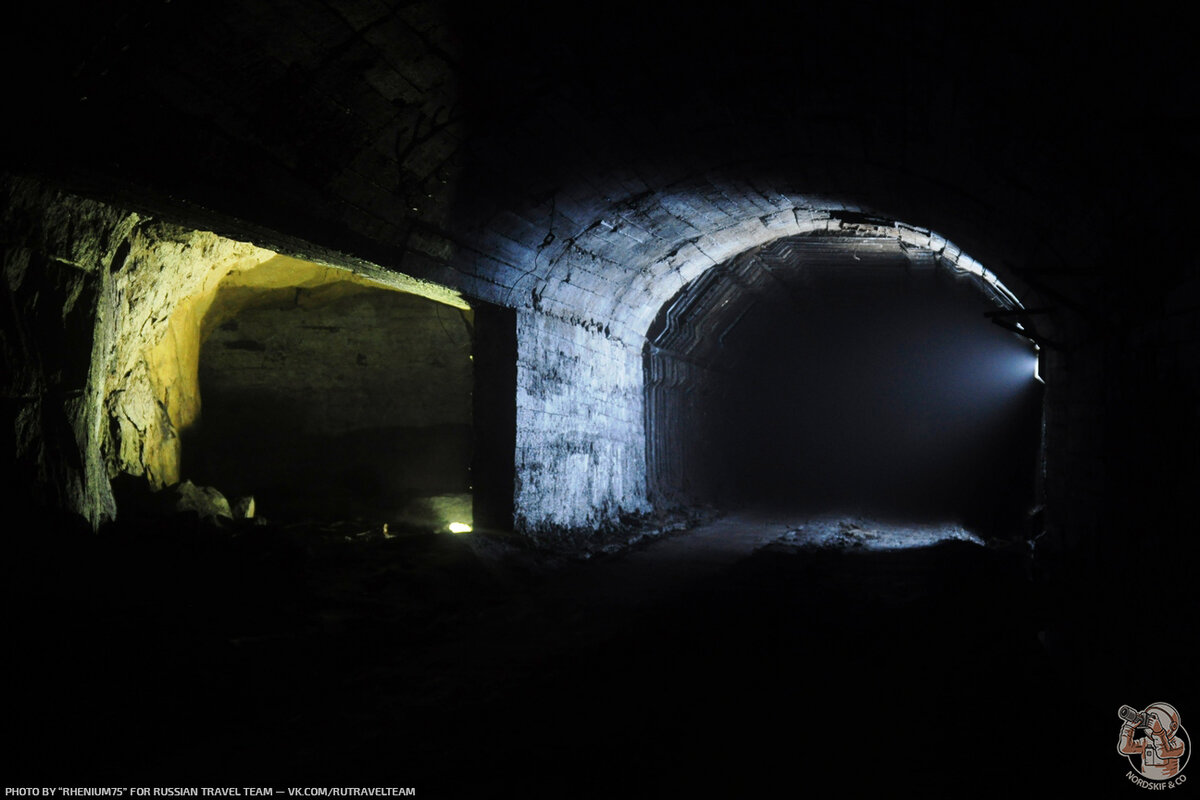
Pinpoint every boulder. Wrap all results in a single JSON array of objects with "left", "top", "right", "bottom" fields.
[
  {"left": 173, "top": 480, "right": 233, "bottom": 521},
  {"left": 232, "top": 495, "right": 256, "bottom": 520}
]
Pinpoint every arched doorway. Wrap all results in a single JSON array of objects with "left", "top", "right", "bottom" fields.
[{"left": 645, "top": 230, "right": 1043, "bottom": 536}]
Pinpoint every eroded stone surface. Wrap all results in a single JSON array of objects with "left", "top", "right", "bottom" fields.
[
  {"left": 107, "top": 224, "right": 276, "bottom": 488},
  {"left": 2, "top": 175, "right": 463, "bottom": 527}
]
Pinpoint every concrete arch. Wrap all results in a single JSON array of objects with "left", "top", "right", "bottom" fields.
[
  {"left": 640, "top": 225, "right": 1040, "bottom": 511},
  {"left": 487, "top": 170, "right": 1054, "bottom": 343},
  {"left": 623, "top": 209, "right": 1029, "bottom": 338},
  {"left": 509, "top": 184, "right": 1043, "bottom": 537}
]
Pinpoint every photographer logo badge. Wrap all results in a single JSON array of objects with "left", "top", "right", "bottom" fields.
[{"left": 1118, "top": 702, "right": 1190, "bottom": 790}]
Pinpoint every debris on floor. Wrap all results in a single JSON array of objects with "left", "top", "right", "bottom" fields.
[{"left": 777, "top": 516, "right": 985, "bottom": 551}]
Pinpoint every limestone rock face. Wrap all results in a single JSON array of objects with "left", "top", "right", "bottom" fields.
[
  {"left": 2, "top": 177, "right": 139, "bottom": 526},
  {"left": 3, "top": 175, "right": 464, "bottom": 529},
  {"left": 0, "top": 178, "right": 281, "bottom": 524},
  {"left": 105, "top": 225, "right": 274, "bottom": 488}
]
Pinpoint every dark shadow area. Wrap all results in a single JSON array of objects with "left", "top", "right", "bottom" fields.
[
  {"left": 183, "top": 285, "right": 473, "bottom": 525},
  {"left": 7, "top": 511, "right": 1187, "bottom": 796},
  {"left": 470, "top": 301, "right": 518, "bottom": 533},
  {"left": 648, "top": 242, "right": 1042, "bottom": 536},
  {"left": 714, "top": 273, "right": 1042, "bottom": 531}
]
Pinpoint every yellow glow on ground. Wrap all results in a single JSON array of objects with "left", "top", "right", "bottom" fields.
[{"left": 448, "top": 522, "right": 472, "bottom": 533}]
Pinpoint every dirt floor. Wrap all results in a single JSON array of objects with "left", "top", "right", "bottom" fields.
[{"left": 5, "top": 510, "right": 1195, "bottom": 796}]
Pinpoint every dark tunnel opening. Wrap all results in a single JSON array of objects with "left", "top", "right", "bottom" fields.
[
  {"left": 646, "top": 235, "right": 1044, "bottom": 537},
  {"left": 182, "top": 271, "right": 475, "bottom": 529}
]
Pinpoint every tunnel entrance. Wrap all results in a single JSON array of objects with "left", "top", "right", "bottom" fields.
[
  {"left": 645, "top": 233, "right": 1043, "bottom": 536},
  {"left": 181, "top": 256, "right": 475, "bottom": 529}
]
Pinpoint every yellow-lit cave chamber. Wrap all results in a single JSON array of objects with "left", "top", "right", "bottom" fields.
[
  {"left": 192, "top": 257, "right": 473, "bottom": 527},
  {"left": 117, "top": 241, "right": 475, "bottom": 532}
]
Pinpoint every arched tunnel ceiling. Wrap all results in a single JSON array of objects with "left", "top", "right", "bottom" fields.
[
  {"left": 3, "top": 1, "right": 1192, "bottom": 341},
  {"left": 533, "top": 205, "right": 1030, "bottom": 345},
  {"left": 647, "top": 233, "right": 1015, "bottom": 370}
]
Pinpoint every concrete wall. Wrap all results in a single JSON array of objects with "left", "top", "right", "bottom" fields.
[
  {"left": 645, "top": 350, "right": 719, "bottom": 507},
  {"left": 514, "top": 310, "right": 649, "bottom": 539}
]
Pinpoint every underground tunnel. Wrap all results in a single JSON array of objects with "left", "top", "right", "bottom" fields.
[
  {"left": 2, "top": 0, "right": 1198, "bottom": 794},
  {"left": 3, "top": 173, "right": 1195, "bottom": 797},
  {"left": 645, "top": 233, "right": 1044, "bottom": 536}
]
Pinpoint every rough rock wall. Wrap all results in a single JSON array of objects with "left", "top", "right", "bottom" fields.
[
  {"left": 2, "top": 175, "right": 279, "bottom": 524},
  {"left": 1, "top": 178, "right": 137, "bottom": 525},
  {"left": 2, "top": 174, "right": 489, "bottom": 529},
  {"left": 107, "top": 228, "right": 275, "bottom": 489},
  {"left": 514, "top": 310, "right": 649, "bottom": 538}
]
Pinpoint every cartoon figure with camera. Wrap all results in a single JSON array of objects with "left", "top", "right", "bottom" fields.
[{"left": 1118, "top": 702, "right": 1188, "bottom": 780}]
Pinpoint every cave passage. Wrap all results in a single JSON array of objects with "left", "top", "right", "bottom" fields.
[
  {"left": 647, "top": 237, "right": 1043, "bottom": 535},
  {"left": 183, "top": 265, "right": 474, "bottom": 528}
]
